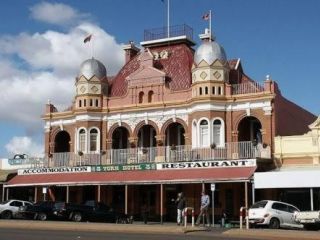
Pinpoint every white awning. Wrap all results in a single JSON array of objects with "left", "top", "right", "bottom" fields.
[{"left": 254, "top": 168, "right": 320, "bottom": 189}]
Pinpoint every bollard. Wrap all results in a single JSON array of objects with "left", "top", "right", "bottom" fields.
[
  {"left": 239, "top": 206, "right": 249, "bottom": 230},
  {"left": 184, "top": 207, "right": 195, "bottom": 228}
]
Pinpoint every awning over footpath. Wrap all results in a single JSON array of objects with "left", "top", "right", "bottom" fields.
[
  {"left": 6, "top": 167, "right": 256, "bottom": 187},
  {"left": 254, "top": 167, "right": 320, "bottom": 189}
]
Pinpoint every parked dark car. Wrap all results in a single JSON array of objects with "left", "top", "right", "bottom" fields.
[
  {"left": 19, "top": 201, "right": 62, "bottom": 221},
  {"left": 53, "top": 200, "right": 117, "bottom": 223}
]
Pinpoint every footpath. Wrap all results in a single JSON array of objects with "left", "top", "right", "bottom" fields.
[{"left": 0, "top": 220, "right": 319, "bottom": 239}]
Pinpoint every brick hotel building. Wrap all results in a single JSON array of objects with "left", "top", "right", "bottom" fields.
[{"left": 4, "top": 24, "right": 316, "bottom": 222}]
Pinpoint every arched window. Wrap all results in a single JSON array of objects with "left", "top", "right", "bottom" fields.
[
  {"left": 139, "top": 92, "right": 144, "bottom": 104},
  {"left": 148, "top": 91, "right": 154, "bottom": 103},
  {"left": 90, "top": 99, "right": 93, "bottom": 107},
  {"left": 95, "top": 99, "right": 99, "bottom": 107},
  {"left": 205, "top": 87, "right": 208, "bottom": 95},
  {"left": 212, "top": 87, "right": 215, "bottom": 95},
  {"left": 89, "top": 129, "right": 98, "bottom": 152},
  {"left": 84, "top": 99, "right": 87, "bottom": 107},
  {"left": 79, "top": 129, "right": 86, "bottom": 152},
  {"left": 218, "top": 86, "right": 222, "bottom": 95},
  {"left": 199, "top": 87, "right": 203, "bottom": 95},
  {"left": 199, "top": 119, "right": 209, "bottom": 147},
  {"left": 79, "top": 100, "right": 82, "bottom": 108},
  {"left": 192, "top": 120, "right": 198, "bottom": 148},
  {"left": 213, "top": 119, "right": 222, "bottom": 146}
]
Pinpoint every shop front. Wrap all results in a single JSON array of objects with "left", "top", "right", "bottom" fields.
[{"left": 5, "top": 159, "right": 256, "bottom": 223}]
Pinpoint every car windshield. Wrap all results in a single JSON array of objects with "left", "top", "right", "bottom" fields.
[{"left": 250, "top": 201, "right": 268, "bottom": 209}]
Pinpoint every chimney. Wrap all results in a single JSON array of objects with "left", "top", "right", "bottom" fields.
[{"left": 123, "top": 41, "right": 140, "bottom": 63}]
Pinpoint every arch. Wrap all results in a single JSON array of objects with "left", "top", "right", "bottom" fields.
[
  {"left": 77, "top": 127, "right": 87, "bottom": 153},
  {"left": 148, "top": 90, "right": 154, "bottom": 103},
  {"left": 160, "top": 118, "right": 188, "bottom": 136},
  {"left": 237, "top": 116, "right": 262, "bottom": 143},
  {"left": 192, "top": 120, "right": 198, "bottom": 148},
  {"left": 205, "top": 86, "right": 208, "bottom": 95},
  {"left": 108, "top": 122, "right": 133, "bottom": 139},
  {"left": 199, "top": 87, "right": 203, "bottom": 95},
  {"left": 54, "top": 130, "right": 71, "bottom": 153},
  {"left": 197, "top": 117, "right": 210, "bottom": 148},
  {"left": 137, "top": 125, "right": 157, "bottom": 148},
  {"left": 112, "top": 126, "right": 129, "bottom": 149},
  {"left": 211, "top": 117, "right": 225, "bottom": 147},
  {"left": 139, "top": 91, "right": 144, "bottom": 103},
  {"left": 133, "top": 120, "right": 160, "bottom": 137},
  {"left": 164, "top": 122, "right": 186, "bottom": 146},
  {"left": 88, "top": 127, "right": 100, "bottom": 152}
]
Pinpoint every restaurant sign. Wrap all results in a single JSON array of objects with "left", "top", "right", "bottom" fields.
[
  {"left": 157, "top": 159, "right": 256, "bottom": 170},
  {"left": 92, "top": 163, "right": 156, "bottom": 172}
]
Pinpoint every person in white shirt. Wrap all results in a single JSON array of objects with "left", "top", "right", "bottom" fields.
[{"left": 196, "top": 191, "right": 210, "bottom": 226}]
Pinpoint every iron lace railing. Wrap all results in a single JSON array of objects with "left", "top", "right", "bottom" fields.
[
  {"left": 45, "top": 141, "right": 268, "bottom": 168},
  {"left": 232, "top": 82, "right": 264, "bottom": 95},
  {"left": 144, "top": 24, "right": 193, "bottom": 41}
]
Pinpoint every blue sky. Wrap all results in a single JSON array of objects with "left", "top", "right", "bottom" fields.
[{"left": 0, "top": 0, "right": 319, "bottom": 158}]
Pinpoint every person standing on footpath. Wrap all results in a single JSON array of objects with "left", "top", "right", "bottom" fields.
[
  {"left": 196, "top": 191, "right": 210, "bottom": 226},
  {"left": 175, "top": 192, "right": 186, "bottom": 225}
]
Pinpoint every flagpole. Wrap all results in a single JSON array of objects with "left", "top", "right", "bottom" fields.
[
  {"left": 167, "top": 0, "right": 170, "bottom": 38},
  {"left": 209, "top": 10, "right": 212, "bottom": 42}
]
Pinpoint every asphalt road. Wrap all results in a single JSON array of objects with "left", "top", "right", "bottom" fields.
[{"left": 0, "top": 228, "right": 264, "bottom": 240}]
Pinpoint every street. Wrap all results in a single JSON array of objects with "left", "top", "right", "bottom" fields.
[{"left": 0, "top": 228, "right": 262, "bottom": 240}]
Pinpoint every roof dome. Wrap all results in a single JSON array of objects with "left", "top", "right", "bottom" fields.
[
  {"left": 79, "top": 58, "right": 106, "bottom": 79},
  {"left": 194, "top": 41, "right": 227, "bottom": 65}
]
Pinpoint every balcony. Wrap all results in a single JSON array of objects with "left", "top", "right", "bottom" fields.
[
  {"left": 231, "top": 82, "right": 265, "bottom": 95},
  {"left": 143, "top": 24, "right": 193, "bottom": 42},
  {"left": 4, "top": 141, "right": 270, "bottom": 169}
]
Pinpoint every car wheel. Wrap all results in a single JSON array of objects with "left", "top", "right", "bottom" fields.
[
  {"left": 269, "top": 218, "right": 280, "bottom": 229},
  {"left": 38, "top": 212, "right": 47, "bottom": 221},
  {"left": 72, "top": 212, "right": 82, "bottom": 222},
  {"left": 1, "top": 211, "right": 12, "bottom": 219}
]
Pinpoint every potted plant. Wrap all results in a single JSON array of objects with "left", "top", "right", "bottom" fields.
[
  {"left": 78, "top": 151, "right": 84, "bottom": 156},
  {"left": 210, "top": 143, "right": 216, "bottom": 149}
]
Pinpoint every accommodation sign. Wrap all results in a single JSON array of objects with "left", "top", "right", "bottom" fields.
[
  {"left": 157, "top": 159, "right": 256, "bottom": 170},
  {"left": 18, "top": 166, "right": 91, "bottom": 175},
  {"left": 92, "top": 163, "right": 156, "bottom": 172}
]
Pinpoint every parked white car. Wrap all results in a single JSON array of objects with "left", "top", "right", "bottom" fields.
[
  {"left": 0, "top": 199, "right": 33, "bottom": 219},
  {"left": 248, "top": 200, "right": 302, "bottom": 229}
]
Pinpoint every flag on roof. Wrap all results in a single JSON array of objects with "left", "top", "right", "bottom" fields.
[
  {"left": 202, "top": 13, "right": 210, "bottom": 20},
  {"left": 84, "top": 34, "right": 92, "bottom": 43}
]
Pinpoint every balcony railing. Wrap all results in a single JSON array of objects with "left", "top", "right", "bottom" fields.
[
  {"left": 232, "top": 82, "right": 265, "bottom": 95},
  {"left": 144, "top": 24, "right": 193, "bottom": 41},
  {"left": 48, "top": 141, "right": 268, "bottom": 168},
  {"left": 6, "top": 141, "right": 271, "bottom": 169}
]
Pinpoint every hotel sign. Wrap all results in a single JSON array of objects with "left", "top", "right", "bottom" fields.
[
  {"left": 92, "top": 163, "right": 156, "bottom": 172},
  {"left": 157, "top": 159, "right": 256, "bottom": 170},
  {"left": 18, "top": 166, "right": 91, "bottom": 175}
]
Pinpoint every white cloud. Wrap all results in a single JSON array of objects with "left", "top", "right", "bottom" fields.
[
  {"left": 30, "top": 2, "right": 90, "bottom": 26},
  {"left": 5, "top": 136, "right": 44, "bottom": 157},
  {"left": 0, "top": 5, "right": 125, "bottom": 157}
]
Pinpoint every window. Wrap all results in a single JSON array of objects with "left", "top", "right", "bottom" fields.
[
  {"left": 10, "top": 201, "right": 23, "bottom": 207},
  {"left": 212, "top": 87, "right": 215, "bottom": 95},
  {"left": 139, "top": 92, "right": 144, "bottom": 103},
  {"left": 192, "top": 120, "right": 198, "bottom": 148},
  {"left": 205, "top": 87, "right": 208, "bottom": 95},
  {"left": 90, "top": 129, "right": 98, "bottom": 152},
  {"left": 84, "top": 99, "right": 86, "bottom": 107},
  {"left": 79, "top": 100, "right": 82, "bottom": 108},
  {"left": 199, "top": 87, "right": 203, "bottom": 95},
  {"left": 199, "top": 120, "right": 209, "bottom": 147},
  {"left": 90, "top": 99, "right": 93, "bottom": 107},
  {"left": 95, "top": 99, "right": 99, "bottom": 107},
  {"left": 79, "top": 129, "right": 86, "bottom": 152},
  {"left": 250, "top": 200, "right": 268, "bottom": 209},
  {"left": 272, "top": 203, "right": 288, "bottom": 212},
  {"left": 148, "top": 91, "right": 154, "bottom": 103},
  {"left": 213, "top": 119, "right": 222, "bottom": 146},
  {"left": 218, "top": 86, "right": 222, "bottom": 95}
]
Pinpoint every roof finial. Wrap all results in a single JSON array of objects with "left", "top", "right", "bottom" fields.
[{"left": 266, "top": 74, "right": 271, "bottom": 81}]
